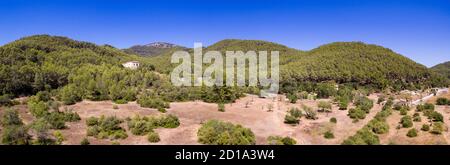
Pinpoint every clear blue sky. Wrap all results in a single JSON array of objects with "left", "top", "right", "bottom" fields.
[{"left": 0, "top": 0, "right": 449, "bottom": 67}]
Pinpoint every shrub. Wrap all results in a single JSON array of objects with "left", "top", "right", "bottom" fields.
[
  {"left": 377, "top": 96, "right": 385, "bottom": 104},
  {"left": 147, "top": 131, "right": 160, "bottom": 143},
  {"left": 44, "top": 112, "right": 67, "bottom": 129},
  {"left": 354, "top": 96, "right": 374, "bottom": 113},
  {"left": 407, "top": 128, "right": 418, "bottom": 137},
  {"left": 338, "top": 97, "right": 349, "bottom": 110},
  {"left": 303, "top": 105, "right": 317, "bottom": 120},
  {"left": 113, "top": 105, "right": 119, "bottom": 109},
  {"left": 348, "top": 107, "right": 366, "bottom": 120},
  {"left": 330, "top": 117, "right": 337, "bottom": 123},
  {"left": 413, "top": 114, "right": 422, "bottom": 122},
  {"left": 284, "top": 114, "right": 299, "bottom": 124},
  {"left": 218, "top": 103, "right": 225, "bottom": 112},
  {"left": 267, "top": 136, "right": 296, "bottom": 145},
  {"left": 157, "top": 107, "right": 167, "bottom": 113},
  {"left": 431, "top": 122, "right": 445, "bottom": 134},
  {"left": 430, "top": 111, "right": 444, "bottom": 122},
  {"left": 127, "top": 115, "right": 180, "bottom": 136},
  {"left": 324, "top": 131, "right": 335, "bottom": 139},
  {"left": 287, "top": 93, "right": 298, "bottom": 104},
  {"left": 53, "top": 131, "right": 65, "bottom": 145},
  {"left": 80, "top": 137, "right": 90, "bottom": 145},
  {"left": 288, "top": 107, "right": 302, "bottom": 118},
  {"left": 421, "top": 124, "right": 430, "bottom": 131},
  {"left": 342, "top": 128, "right": 380, "bottom": 145},
  {"left": 113, "top": 99, "right": 128, "bottom": 104},
  {"left": 59, "top": 85, "right": 82, "bottom": 105},
  {"left": 0, "top": 94, "right": 13, "bottom": 106},
  {"left": 436, "top": 98, "right": 449, "bottom": 105},
  {"left": 197, "top": 120, "right": 255, "bottom": 145},
  {"left": 85, "top": 116, "right": 128, "bottom": 140},
  {"left": 367, "top": 119, "right": 389, "bottom": 134},
  {"left": 137, "top": 97, "right": 169, "bottom": 110},
  {"left": 1, "top": 125, "right": 31, "bottom": 145},
  {"left": 318, "top": 101, "right": 332, "bottom": 113},
  {"left": 27, "top": 99, "right": 49, "bottom": 118},
  {"left": 86, "top": 117, "right": 99, "bottom": 126},
  {"left": 400, "top": 108, "right": 408, "bottom": 115},
  {"left": 400, "top": 116, "right": 413, "bottom": 128},
  {"left": 1, "top": 108, "right": 23, "bottom": 126}
]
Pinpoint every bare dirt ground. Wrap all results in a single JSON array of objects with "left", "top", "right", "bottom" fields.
[{"left": 1, "top": 90, "right": 449, "bottom": 145}]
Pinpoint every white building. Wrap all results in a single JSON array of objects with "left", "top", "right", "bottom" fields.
[{"left": 122, "top": 61, "right": 140, "bottom": 70}]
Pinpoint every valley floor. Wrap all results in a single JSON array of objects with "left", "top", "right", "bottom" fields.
[{"left": 1, "top": 91, "right": 449, "bottom": 145}]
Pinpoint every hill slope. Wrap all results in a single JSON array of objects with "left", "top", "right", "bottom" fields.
[
  {"left": 0, "top": 35, "right": 151, "bottom": 96},
  {"left": 282, "top": 42, "right": 447, "bottom": 90},
  {"left": 146, "top": 40, "right": 448, "bottom": 90},
  {"left": 431, "top": 61, "right": 450, "bottom": 79},
  {"left": 124, "top": 42, "right": 187, "bottom": 57}
]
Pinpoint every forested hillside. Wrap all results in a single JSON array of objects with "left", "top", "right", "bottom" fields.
[
  {"left": 0, "top": 35, "right": 447, "bottom": 106},
  {"left": 431, "top": 61, "right": 450, "bottom": 80},
  {"left": 145, "top": 39, "right": 447, "bottom": 92}
]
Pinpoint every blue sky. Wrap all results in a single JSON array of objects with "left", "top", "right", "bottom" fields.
[{"left": 0, "top": 0, "right": 449, "bottom": 67}]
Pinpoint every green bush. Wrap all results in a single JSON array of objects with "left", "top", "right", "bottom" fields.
[
  {"left": 338, "top": 97, "right": 349, "bottom": 110},
  {"left": 218, "top": 103, "right": 225, "bottom": 112},
  {"left": 0, "top": 94, "right": 13, "bottom": 106},
  {"left": 147, "top": 131, "right": 160, "bottom": 143},
  {"left": 288, "top": 107, "right": 302, "bottom": 118},
  {"left": 85, "top": 116, "right": 128, "bottom": 140},
  {"left": 330, "top": 117, "right": 337, "bottom": 123},
  {"left": 267, "top": 136, "right": 296, "bottom": 145},
  {"left": 287, "top": 93, "right": 298, "bottom": 103},
  {"left": 431, "top": 122, "right": 445, "bottom": 134},
  {"left": 324, "top": 131, "right": 335, "bottom": 139},
  {"left": 1, "top": 108, "right": 23, "bottom": 126},
  {"left": 348, "top": 107, "right": 366, "bottom": 120},
  {"left": 342, "top": 128, "right": 380, "bottom": 145},
  {"left": 400, "top": 116, "right": 413, "bottom": 128},
  {"left": 407, "top": 128, "right": 418, "bottom": 138},
  {"left": 157, "top": 107, "right": 167, "bottom": 113},
  {"left": 80, "top": 137, "right": 90, "bottom": 145},
  {"left": 137, "top": 96, "right": 169, "bottom": 110},
  {"left": 430, "top": 111, "right": 444, "bottom": 122},
  {"left": 27, "top": 99, "right": 49, "bottom": 118},
  {"left": 436, "top": 98, "right": 449, "bottom": 105},
  {"left": 53, "top": 131, "right": 65, "bottom": 145},
  {"left": 421, "top": 124, "right": 430, "bottom": 131},
  {"left": 413, "top": 114, "right": 422, "bottom": 122},
  {"left": 59, "top": 84, "right": 82, "bottom": 105},
  {"left": 284, "top": 114, "right": 299, "bottom": 124},
  {"left": 400, "top": 108, "right": 408, "bottom": 115},
  {"left": 303, "top": 105, "right": 318, "bottom": 120},
  {"left": 197, "top": 120, "right": 255, "bottom": 145},
  {"left": 127, "top": 115, "right": 180, "bottom": 136},
  {"left": 1, "top": 125, "right": 31, "bottom": 145},
  {"left": 367, "top": 119, "right": 389, "bottom": 134},
  {"left": 354, "top": 96, "right": 373, "bottom": 113},
  {"left": 416, "top": 103, "right": 434, "bottom": 112}
]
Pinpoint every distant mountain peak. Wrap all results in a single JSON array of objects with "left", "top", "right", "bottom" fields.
[{"left": 144, "top": 42, "right": 178, "bottom": 48}]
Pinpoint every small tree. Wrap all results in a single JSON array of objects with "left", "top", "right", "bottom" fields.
[
  {"left": 436, "top": 98, "right": 449, "bottom": 105},
  {"left": 431, "top": 122, "right": 445, "bottom": 134},
  {"left": 80, "top": 137, "right": 90, "bottom": 145},
  {"left": 287, "top": 93, "right": 298, "bottom": 104},
  {"left": 330, "top": 117, "right": 337, "bottom": 123},
  {"left": 318, "top": 101, "right": 332, "bottom": 114},
  {"left": 407, "top": 128, "right": 418, "bottom": 138},
  {"left": 303, "top": 105, "right": 317, "bottom": 120},
  {"left": 324, "top": 131, "right": 335, "bottom": 139},
  {"left": 218, "top": 103, "right": 225, "bottom": 112},
  {"left": 400, "top": 116, "right": 413, "bottom": 128},
  {"left": 421, "top": 124, "right": 430, "bottom": 131},
  {"left": 1, "top": 108, "right": 23, "bottom": 126}
]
